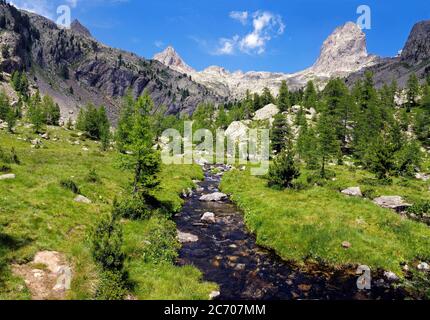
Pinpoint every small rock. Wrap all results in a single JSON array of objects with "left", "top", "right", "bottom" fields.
[
  {"left": 0, "top": 174, "right": 16, "bottom": 180},
  {"left": 41, "top": 133, "right": 50, "bottom": 140},
  {"left": 417, "top": 262, "right": 430, "bottom": 271},
  {"left": 209, "top": 291, "right": 220, "bottom": 300},
  {"left": 235, "top": 264, "right": 246, "bottom": 271},
  {"left": 177, "top": 231, "right": 198, "bottom": 243},
  {"left": 199, "top": 192, "right": 228, "bottom": 202},
  {"left": 341, "top": 187, "right": 363, "bottom": 197},
  {"left": 298, "top": 284, "right": 312, "bottom": 292},
  {"left": 342, "top": 241, "right": 352, "bottom": 249},
  {"left": 384, "top": 271, "right": 399, "bottom": 282},
  {"left": 201, "top": 212, "right": 216, "bottom": 223},
  {"left": 74, "top": 195, "right": 92, "bottom": 204}
]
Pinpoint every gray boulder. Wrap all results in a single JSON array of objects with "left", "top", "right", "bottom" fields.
[
  {"left": 177, "top": 231, "right": 198, "bottom": 243},
  {"left": 341, "top": 187, "right": 362, "bottom": 197},
  {"left": 74, "top": 195, "right": 92, "bottom": 204},
  {"left": 201, "top": 212, "right": 216, "bottom": 223},
  {"left": 199, "top": 192, "right": 228, "bottom": 202},
  {"left": 373, "top": 196, "right": 411, "bottom": 211}
]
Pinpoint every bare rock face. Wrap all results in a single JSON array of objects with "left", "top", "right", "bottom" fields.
[
  {"left": 153, "top": 46, "right": 195, "bottom": 74},
  {"left": 401, "top": 21, "right": 430, "bottom": 64},
  {"left": 311, "top": 22, "right": 377, "bottom": 77}
]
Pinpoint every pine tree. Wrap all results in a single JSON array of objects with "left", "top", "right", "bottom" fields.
[
  {"left": 277, "top": 80, "right": 290, "bottom": 112},
  {"left": 253, "top": 92, "right": 262, "bottom": 111},
  {"left": 0, "top": 90, "right": 9, "bottom": 120},
  {"left": 317, "top": 112, "right": 340, "bottom": 178},
  {"left": 271, "top": 114, "right": 290, "bottom": 154},
  {"left": 268, "top": 148, "right": 300, "bottom": 189},
  {"left": 115, "top": 91, "right": 135, "bottom": 153},
  {"left": 261, "top": 87, "right": 274, "bottom": 106},
  {"left": 122, "top": 92, "right": 161, "bottom": 196},
  {"left": 406, "top": 73, "right": 420, "bottom": 111},
  {"left": 303, "top": 80, "right": 318, "bottom": 109},
  {"left": 216, "top": 105, "right": 229, "bottom": 129}
]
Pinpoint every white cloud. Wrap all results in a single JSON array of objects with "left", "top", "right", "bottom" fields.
[
  {"left": 229, "top": 11, "right": 248, "bottom": 25},
  {"left": 154, "top": 40, "right": 164, "bottom": 48},
  {"left": 215, "top": 10, "right": 285, "bottom": 55}
]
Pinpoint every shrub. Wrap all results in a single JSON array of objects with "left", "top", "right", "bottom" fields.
[
  {"left": 407, "top": 201, "right": 430, "bottom": 217},
  {"left": 268, "top": 150, "right": 300, "bottom": 189},
  {"left": 0, "top": 147, "right": 20, "bottom": 164},
  {"left": 362, "top": 188, "right": 378, "bottom": 200},
  {"left": 60, "top": 179, "right": 80, "bottom": 194},
  {"left": 86, "top": 169, "right": 101, "bottom": 184},
  {"left": 0, "top": 164, "right": 11, "bottom": 173},
  {"left": 90, "top": 214, "right": 125, "bottom": 272},
  {"left": 95, "top": 270, "right": 127, "bottom": 300},
  {"left": 113, "top": 196, "right": 151, "bottom": 220}
]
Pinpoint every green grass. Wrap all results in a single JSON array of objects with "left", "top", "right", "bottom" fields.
[
  {"left": 221, "top": 166, "right": 430, "bottom": 275},
  {"left": 0, "top": 123, "right": 215, "bottom": 300}
]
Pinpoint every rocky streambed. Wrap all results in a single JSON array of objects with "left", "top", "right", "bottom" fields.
[{"left": 174, "top": 165, "right": 407, "bottom": 300}]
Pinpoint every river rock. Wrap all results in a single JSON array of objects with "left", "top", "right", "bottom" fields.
[
  {"left": 199, "top": 192, "right": 228, "bottom": 202},
  {"left": 201, "top": 212, "right": 216, "bottom": 223},
  {"left": 417, "top": 262, "right": 430, "bottom": 271},
  {"left": 341, "top": 187, "right": 362, "bottom": 197},
  {"left": 209, "top": 291, "right": 220, "bottom": 300},
  {"left": 177, "top": 231, "right": 199, "bottom": 243},
  {"left": 373, "top": 196, "right": 412, "bottom": 211},
  {"left": 0, "top": 173, "right": 16, "bottom": 180},
  {"left": 74, "top": 195, "right": 92, "bottom": 204},
  {"left": 384, "top": 271, "right": 399, "bottom": 282}
]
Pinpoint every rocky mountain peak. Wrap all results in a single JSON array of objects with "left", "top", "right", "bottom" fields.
[
  {"left": 401, "top": 20, "right": 430, "bottom": 64},
  {"left": 311, "top": 21, "right": 377, "bottom": 76},
  {"left": 70, "top": 19, "right": 91, "bottom": 38},
  {"left": 153, "top": 46, "right": 195, "bottom": 74}
]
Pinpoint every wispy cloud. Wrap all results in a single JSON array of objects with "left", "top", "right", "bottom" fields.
[
  {"left": 229, "top": 11, "right": 248, "bottom": 25},
  {"left": 214, "top": 10, "right": 285, "bottom": 56},
  {"left": 10, "top": 0, "right": 54, "bottom": 19}
]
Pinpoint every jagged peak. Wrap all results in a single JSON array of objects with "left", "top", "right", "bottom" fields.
[
  {"left": 70, "top": 19, "right": 92, "bottom": 37},
  {"left": 153, "top": 46, "right": 195, "bottom": 74}
]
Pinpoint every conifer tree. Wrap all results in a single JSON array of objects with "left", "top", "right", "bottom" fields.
[
  {"left": 261, "top": 87, "right": 274, "bottom": 106},
  {"left": 277, "top": 80, "right": 290, "bottom": 112},
  {"left": 271, "top": 114, "right": 290, "bottom": 154},
  {"left": 406, "top": 73, "right": 420, "bottom": 111},
  {"left": 268, "top": 148, "right": 300, "bottom": 189},
  {"left": 115, "top": 91, "right": 135, "bottom": 153},
  {"left": 317, "top": 112, "right": 340, "bottom": 178},
  {"left": 303, "top": 80, "right": 318, "bottom": 109}
]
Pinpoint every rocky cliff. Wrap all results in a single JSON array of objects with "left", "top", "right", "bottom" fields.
[
  {"left": 347, "top": 20, "right": 430, "bottom": 88},
  {"left": 0, "top": 3, "right": 220, "bottom": 122}
]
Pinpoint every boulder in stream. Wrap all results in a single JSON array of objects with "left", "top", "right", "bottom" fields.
[
  {"left": 177, "top": 231, "right": 199, "bottom": 243},
  {"left": 201, "top": 212, "right": 216, "bottom": 223},
  {"left": 199, "top": 192, "right": 228, "bottom": 202}
]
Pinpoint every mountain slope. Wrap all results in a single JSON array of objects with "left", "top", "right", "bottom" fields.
[
  {"left": 154, "top": 22, "right": 379, "bottom": 98},
  {"left": 0, "top": 3, "right": 220, "bottom": 122}
]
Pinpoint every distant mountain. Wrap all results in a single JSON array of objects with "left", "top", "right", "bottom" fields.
[
  {"left": 0, "top": 2, "right": 220, "bottom": 122},
  {"left": 154, "top": 22, "right": 380, "bottom": 98},
  {"left": 347, "top": 20, "right": 430, "bottom": 88}
]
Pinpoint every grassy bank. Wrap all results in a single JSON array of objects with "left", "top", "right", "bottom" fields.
[
  {"left": 221, "top": 166, "right": 430, "bottom": 274},
  {"left": 0, "top": 124, "right": 215, "bottom": 300}
]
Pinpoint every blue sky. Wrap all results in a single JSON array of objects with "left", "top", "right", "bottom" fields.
[{"left": 9, "top": 0, "right": 430, "bottom": 73}]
